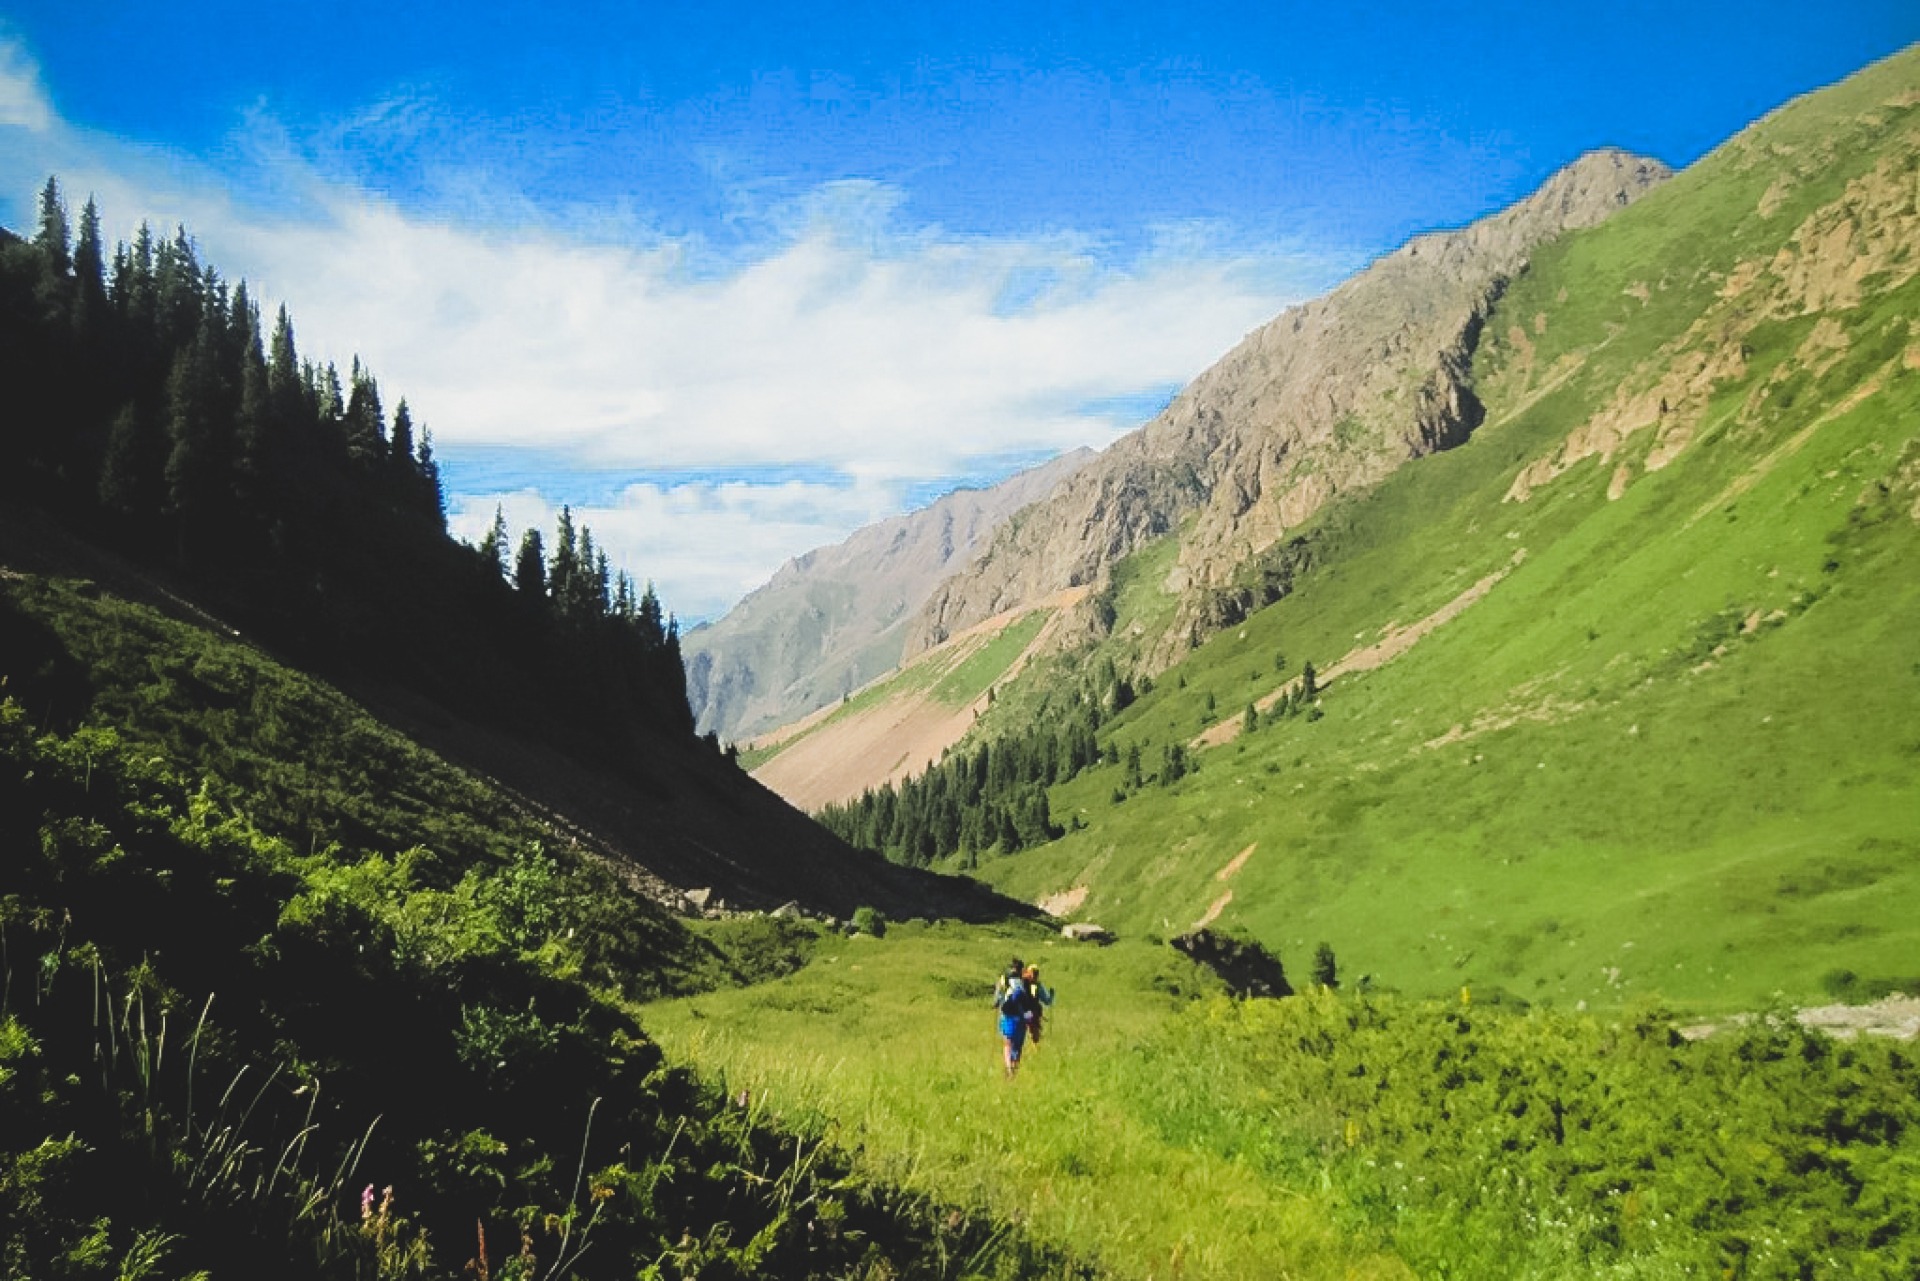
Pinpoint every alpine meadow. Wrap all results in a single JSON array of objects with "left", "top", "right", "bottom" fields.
[{"left": 2, "top": 21, "right": 1919, "bottom": 1281}]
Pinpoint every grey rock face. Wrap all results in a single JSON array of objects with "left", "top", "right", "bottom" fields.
[{"left": 906, "top": 150, "right": 1671, "bottom": 665}]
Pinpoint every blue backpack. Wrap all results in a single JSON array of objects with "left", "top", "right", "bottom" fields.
[{"left": 998, "top": 975, "right": 1031, "bottom": 1018}]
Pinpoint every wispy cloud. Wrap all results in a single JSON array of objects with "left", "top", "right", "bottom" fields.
[
  {"left": 0, "top": 39, "right": 51, "bottom": 132},
  {"left": 0, "top": 40, "right": 1358, "bottom": 621}
]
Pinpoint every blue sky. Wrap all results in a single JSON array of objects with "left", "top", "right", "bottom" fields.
[{"left": 1, "top": 3, "right": 1915, "bottom": 621}]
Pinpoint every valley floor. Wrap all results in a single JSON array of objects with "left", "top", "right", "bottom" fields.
[{"left": 642, "top": 921, "right": 1920, "bottom": 1280}]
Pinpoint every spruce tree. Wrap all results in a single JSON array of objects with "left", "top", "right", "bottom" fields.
[
  {"left": 98, "top": 401, "right": 158, "bottom": 520},
  {"left": 477, "top": 505, "right": 510, "bottom": 580},
  {"left": 514, "top": 528, "right": 547, "bottom": 598},
  {"left": 34, "top": 175, "right": 70, "bottom": 277},
  {"left": 549, "top": 507, "right": 579, "bottom": 612},
  {"left": 389, "top": 398, "right": 416, "bottom": 470},
  {"left": 266, "top": 306, "right": 305, "bottom": 434},
  {"left": 1311, "top": 942, "right": 1338, "bottom": 990},
  {"left": 343, "top": 358, "right": 386, "bottom": 465},
  {"left": 415, "top": 429, "right": 443, "bottom": 523},
  {"left": 72, "top": 196, "right": 106, "bottom": 330}
]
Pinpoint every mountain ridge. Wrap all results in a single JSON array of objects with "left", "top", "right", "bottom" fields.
[
  {"left": 684, "top": 446, "right": 1094, "bottom": 740},
  {"left": 906, "top": 147, "right": 1672, "bottom": 667}
]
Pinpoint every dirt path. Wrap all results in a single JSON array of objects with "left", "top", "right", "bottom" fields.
[{"left": 1193, "top": 555, "right": 1519, "bottom": 750}]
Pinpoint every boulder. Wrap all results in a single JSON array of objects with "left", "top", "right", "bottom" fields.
[{"left": 1062, "top": 922, "right": 1114, "bottom": 944}]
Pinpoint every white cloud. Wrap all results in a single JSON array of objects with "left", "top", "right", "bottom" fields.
[
  {"left": 0, "top": 40, "right": 51, "bottom": 132},
  {"left": 1, "top": 46, "right": 1357, "bottom": 620},
  {"left": 449, "top": 477, "right": 900, "bottom": 626}
]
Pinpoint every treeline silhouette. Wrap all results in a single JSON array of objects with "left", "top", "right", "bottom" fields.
[{"left": 0, "top": 176, "right": 692, "bottom": 757}]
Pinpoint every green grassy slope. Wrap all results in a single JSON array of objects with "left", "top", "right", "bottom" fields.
[
  {"left": 742, "top": 601, "right": 1058, "bottom": 775},
  {"left": 0, "top": 573, "right": 1080, "bottom": 1277},
  {"left": 942, "top": 45, "right": 1920, "bottom": 1014}
]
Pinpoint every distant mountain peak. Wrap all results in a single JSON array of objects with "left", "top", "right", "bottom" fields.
[{"left": 905, "top": 149, "right": 1670, "bottom": 664}]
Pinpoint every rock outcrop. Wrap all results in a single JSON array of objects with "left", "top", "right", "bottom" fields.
[{"left": 906, "top": 149, "right": 1671, "bottom": 665}]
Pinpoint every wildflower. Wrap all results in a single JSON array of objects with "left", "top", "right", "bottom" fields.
[{"left": 362, "top": 1184, "right": 376, "bottom": 1222}]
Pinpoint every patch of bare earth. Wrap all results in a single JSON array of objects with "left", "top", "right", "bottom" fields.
[
  {"left": 1193, "top": 890, "right": 1233, "bottom": 930},
  {"left": 1037, "top": 885, "right": 1089, "bottom": 917},
  {"left": 750, "top": 590, "right": 1084, "bottom": 811},
  {"left": 1193, "top": 558, "right": 1518, "bottom": 750},
  {"left": 1679, "top": 995, "right": 1920, "bottom": 1042},
  {"left": 1191, "top": 843, "right": 1258, "bottom": 929}
]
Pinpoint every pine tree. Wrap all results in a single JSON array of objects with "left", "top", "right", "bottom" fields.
[
  {"left": 548, "top": 507, "right": 579, "bottom": 610},
  {"left": 234, "top": 316, "right": 271, "bottom": 512},
  {"left": 154, "top": 227, "right": 203, "bottom": 351},
  {"left": 163, "top": 330, "right": 220, "bottom": 525},
  {"left": 343, "top": 357, "right": 386, "bottom": 465},
  {"left": 389, "top": 398, "right": 416, "bottom": 470},
  {"left": 34, "top": 175, "right": 70, "bottom": 277},
  {"left": 477, "top": 505, "right": 510, "bottom": 580},
  {"left": 266, "top": 305, "right": 306, "bottom": 435},
  {"left": 514, "top": 528, "right": 546, "bottom": 598},
  {"left": 98, "top": 401, "right": 158, "bottom": 520},
  {"left": 636, "top": 582, "right": 666, "bottom": 649},
  {"left": 71, "top": 196, "right": 106, "bottom": 331},
  {"left": 1311, "top": 942, "right": 1338, "bottom": 990}
]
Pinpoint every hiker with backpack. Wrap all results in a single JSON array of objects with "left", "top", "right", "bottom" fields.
[
  {"left": 1022, "top": 964, "right": 1054, "bottom": 1045},
  {"left": 993, "top": 957, "right": 1033, "bottom": 1078}
]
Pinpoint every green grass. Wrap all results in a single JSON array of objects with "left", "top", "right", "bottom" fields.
[
  {"left": 644, "top": 928, "right": 1414, "bottom": 1280},
  {"left": 930, "top": 608, "right": 1051, "bottom": 707},
  {"left": 643, "top": 929, "right": 1920, "bottom": 1279}
]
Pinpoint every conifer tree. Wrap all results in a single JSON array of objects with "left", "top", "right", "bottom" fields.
[
  {"left": 514, "top": 528, "right": 547, "bottom": 598},
  {"left": 390, "top": 398, "right": 416, "bottom": 470},
  {"left": 163, "top": 329, "right": 220, "bottom": 524},
  {"left": 34, "top": 175, "right": 70, "bottom": 277},
  {"left": 235, "top": 319, "right": 272, "bottom": 510},
  {"left": 1311, "top": 942, "right": 1338, "bottom": 990},
  {"left": 344, "top": 358, "right": 386, "bottom": 465},
  {"left": 154, "top": 227, "right": 202, "bottom": 350},
  {"left": 415, "top": 429, "right": 442, "bottom": 522},
  {"left": 98, "top": 401, "right": 158, "bottom": 519},
  {"left": 315, "top": 362, "right": 346, "bottom": 439},
  {"left": 637, "top": 582, "right": 666, "bottom": 649},
  {"left": 266, "top": 305, "right": 305, "bottom": 434},
  {"left": 477, "top": 505, "right": 510, "bottom": 580},
  {"left": 71, "top": 196, "right": 106, "bottom": 331},
  {"left": 120, "top": 222, "right": 158, "bottom": 336}
]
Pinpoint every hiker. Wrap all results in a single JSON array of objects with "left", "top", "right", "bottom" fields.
[
  {"left": 993, "top": 957, "right": 1032, "bottom": 1077},
  {"left": 1022, "top": 965, "right": 1054, "bottom": 1045}
]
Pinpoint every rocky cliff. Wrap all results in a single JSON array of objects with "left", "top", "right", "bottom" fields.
[
  {"left": 685, "top": 448, "right": 1094, "bottom": 740},
  {"left": 906, "top": 149, "right": 1671, "bottom": 664}
]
